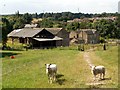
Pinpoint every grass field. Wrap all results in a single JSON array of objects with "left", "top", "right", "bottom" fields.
[{"left": 2, "top": 45, "right": 119, "bottom": 88}]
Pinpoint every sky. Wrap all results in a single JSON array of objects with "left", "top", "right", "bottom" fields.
[
  {"left": 0, "top": 0, "right": 120, "bottom": 14},
  {"left": 119, "top": 1, "right": 120, "bottom": 13}
]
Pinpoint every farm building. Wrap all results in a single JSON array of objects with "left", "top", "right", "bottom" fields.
[
  {"left": 69, "top": 29, "right": 99, "bottom": 44},
  {"left": 8, "top": 27, "right": 69, "bottom": 48}
]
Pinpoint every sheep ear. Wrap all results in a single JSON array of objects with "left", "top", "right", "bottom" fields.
[
  {"left": 94, "top": 66, "right": 96, "bottom": 69},
  {"left": 45, "top": 64, "right": 46, "bottom": 66},
  {"left": 49, "top": 64, "right": 51, "bottom": 65}
]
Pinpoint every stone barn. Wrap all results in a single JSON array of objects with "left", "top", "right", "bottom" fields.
[
  {"left": 69, "top": 29, "right": 99, "bottom": 44},
  {"left": 8, "top": 28, "right": 69, "bottom": 48}
]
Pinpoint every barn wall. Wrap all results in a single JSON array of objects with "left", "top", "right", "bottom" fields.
[
  {"left": 95, "top": 31, "right": 100, "bottom": 43},
  {"left": 34, "top": 29, "right": 54, "bottom": 38},
  {"left": 32, "top": 40, "right": 56, "bottom": 48},
  {"left": 69, "top": 30, "right": 100, "bottom": 44},
  {"left": 56, "top": 40, "right": 62, "bottom": 46},
  {"left": 57, "top": 29, "right": 69, "bottom": 46},
  {"left": 78, "top": 32, "right": 88, "bottom": 44},
  {"left": 69, "top": 31, "right": 77, "bottom": 39}
]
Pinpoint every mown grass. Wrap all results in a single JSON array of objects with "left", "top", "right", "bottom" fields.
[
  {"left": 2, "top": 47, "right": 89, "bottom": 88},
  {"left": 2, "top": 45, "right": 118, "bottom": 88}
]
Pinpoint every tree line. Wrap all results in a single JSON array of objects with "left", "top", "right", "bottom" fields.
[{"left": 3, "top": 11, "right": 118, "bottom": 21}]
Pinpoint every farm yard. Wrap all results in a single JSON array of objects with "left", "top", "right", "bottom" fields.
[
  {"left": 1, "top": 2, "right": 120, "bottom": 89},
  {"left": 1, "top": 45, "right": 119, "bottom": 88}
]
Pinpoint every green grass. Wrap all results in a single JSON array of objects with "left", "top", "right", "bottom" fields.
[
  {"left": 2, "top": 45, "right": 118, "bottom": 88},
  {"left": 89, "top": 46, "right": 118, "bottom": 88}
]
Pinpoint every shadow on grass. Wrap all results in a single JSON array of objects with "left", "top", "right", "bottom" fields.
[
  {"left": 89, "top": 85, "right": 100, "bottom": 89},
  {"left": 99, "top": 77, "right": 111, "bottom": 81},
  {"left": 1, "top": 52, "right": 21, "bottom": 58},
  {"left": 56, "top": 74, "right": 66, "bottom": 85}
]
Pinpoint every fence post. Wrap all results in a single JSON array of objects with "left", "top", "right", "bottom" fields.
[{"left": 103, "top": 43, "right": 106, "bottom": 50}]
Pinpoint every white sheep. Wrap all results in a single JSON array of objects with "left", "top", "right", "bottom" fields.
[
  {"left": 91, "top": 65, "right": 105, "bottom": 80},
  {"left": 45, "top": 64, "right": 57, "bottom": 83}
]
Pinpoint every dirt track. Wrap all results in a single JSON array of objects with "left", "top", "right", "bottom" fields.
[{"left": 83, "top": 50, "right": 107, "bottom": 86}]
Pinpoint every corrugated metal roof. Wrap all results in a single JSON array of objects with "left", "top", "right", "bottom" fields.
[
  {"left": 24, "top": 24, "right": 38, "bottom": 28},
  {"left": 8, "top": 29, "right": 23, "bottom": 37},
  {"left": 8, "top": 28, "right": 63, "bottom": 38},
  {"left": 33, "top": 36, "right": 63, "bottom": 41},
  {"left": 20, "top": 28, "right": 42, "bottom": 37},
  {"left": 45, "top": 28, "right": 62, "bottom": 35},
  {"left": 8, "top": 28, "right": 42, "bottom": 38}
]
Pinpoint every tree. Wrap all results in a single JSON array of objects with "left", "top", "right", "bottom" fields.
[
  {"left": 66, "top": 22, "right": 80, "bottom": 31},
  {"left": 1, "top": 18, "right": 12, "bottom": 46},
  {"left": 38, "top": 18, "right": 53, "bottom": 28},
  {"left": 15, "top": 10, "right": 20, "bottom": 17},
  {"left": 79, "top": 21, "right": 90, "bottom": 29},
  {"left": 13, "top": 17, "right": 25, "bottom": 29},
  {"left": 114, "top": 14, "right": 120, "bottom": 39},
  {"left": 32, "top": 13, "right": 38, "bottom": 18},
  {"left": 93, "top": 19, "right": 116, "bottom": 39},
  {"left": 23, "top": 13, "right": 32, "bottom": 24}
]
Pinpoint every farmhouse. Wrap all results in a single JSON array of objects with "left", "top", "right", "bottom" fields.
[
  {"left": 8, "top": 27, "right": 69, "bottom": 48},
  {"left": 69, "top": 29, "right": 99, "bottom": 44}
]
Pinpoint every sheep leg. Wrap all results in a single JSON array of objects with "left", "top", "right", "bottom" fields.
[
  {"left": 53, "top": 73, "right": 56, "bottom": 82},
  {"left": 100, "top": 73, "right": 102, "bottom": 79},
  {"left": 48, "top": 74, "right": 52, "bottom": 84},
  {"left": 48, "top": 76, "right": 50, "bottom": 83},
  {"left": 103, "top": 73, "right": 105, "bottom": 79},
  {"left": 94, "top": 75, "right": 96, "bottom": 81},
  {"left": 50, "top": 77, "right": 53, "bottom": 84},
  {"left": 54, "top": 76, "right": 56, "bottom": 82}
]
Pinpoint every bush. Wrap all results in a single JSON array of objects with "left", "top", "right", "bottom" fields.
[
  {"left": 6, "top": 42, "right": 24, "bottom": 51},
  {"left": 100, "top": 37, "right": 106, "bottom": 43}
]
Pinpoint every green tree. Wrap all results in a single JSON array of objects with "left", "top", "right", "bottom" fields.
[
  {"left": 39, "top": 18, "right": 53, "bottom": 28},
  {"left": 32, "top": 13, "right": 38, "bottom": 18},
  {"left": 1, "top": 18, "right": 12, "bottom": 46},
  {"left": 15, "top": 10, "right": 20, "bottom": 17},
  {"left": 93, "top": 19, "right": 116, "bottom": 38},
  {"left": 114, "top": 14, "right": 120, "bottom": 39},
  {"left": 23, "top": 13, "right": 32, "bottom": 24},
  {"left": 13, "top": 17, "right": 25, "bottom": 29},
  {"left": 66, "top": 22, "right": 80, "bottom": 31}
]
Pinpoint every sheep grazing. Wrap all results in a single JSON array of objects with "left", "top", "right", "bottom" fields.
[
  {"left": 45, "top": 64, "right": 57, "bottom": 83},
  {"left": 90, "top": 65, "right": 105, "bottom": 80}
]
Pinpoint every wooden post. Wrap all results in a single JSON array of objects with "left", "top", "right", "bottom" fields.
[
  {"left": 12, "top": 38, "right": 14, "bottom": 45},
  {"left": 78, "top": 45, "right": 81, "bottom": 51},
  {"left": 103, "top": 43, "right": 106, "bottom": 50},
  {"left": 26, "top": 37, "right": 29, "bottom": 45}
]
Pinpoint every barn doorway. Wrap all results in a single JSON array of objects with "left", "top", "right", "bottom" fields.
[{"left": 33, "top": 40, "right": 56, "bottom": 49}]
